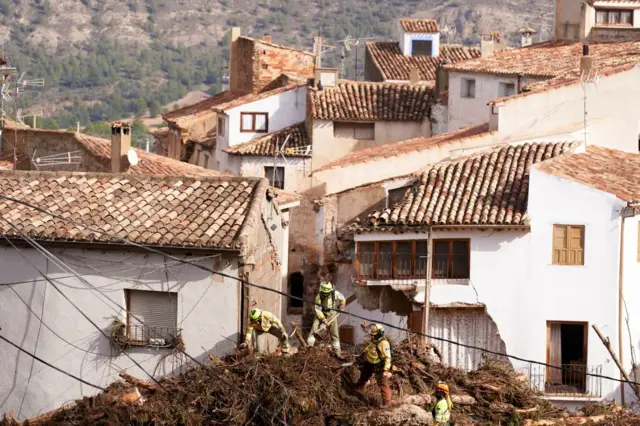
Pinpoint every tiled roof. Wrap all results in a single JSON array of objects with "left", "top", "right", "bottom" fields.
[
  {"left": 73, "top": 133, "right": 226, "bottom": 177},
  {"left": 400, "top": 18, "right": 439, "bottom": 33},
  {"left": 536, "top": 145, "right": 640, "bottom": 202},
  {"left": 211, "top": 84, "right": 304, "bottom": 113},
  {"left": 163, "top": 91, "right": 244, "bottom": 128},
  {"left": 358, "top": 141, "right": 576, "bottom": 230},
  {"left": 225, "top": 122, "right": 311, "bottom": 157},
  {"left": 444, "top": 40, "right": 640, "bottom": 102},
  {"left": 309, "top": 82, "right": 433, "bottom": 121},
  {"left": 314, "top": 123, "right": 492, "bottom": 173},
  {"left": 366, "top": 42, "right": 481, "bottom": 81},
  {"left": 0, "top": 171, "right": 268, "bottom": 249}
]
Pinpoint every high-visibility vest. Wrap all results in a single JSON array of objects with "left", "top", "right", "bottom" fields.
[
  {"left": 434, "top": 398, "right": 451, "bottom": 424},
  {"left": 363, "top": 338, "right": 391, "bottom": 370}
]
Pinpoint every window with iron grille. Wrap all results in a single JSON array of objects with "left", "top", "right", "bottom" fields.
[{"left": 126, "top": 289, "right": 178, "bottom": 345}]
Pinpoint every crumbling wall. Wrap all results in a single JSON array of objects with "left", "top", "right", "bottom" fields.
[{"left": 3, "top": 128, "right": 109, "bottom": 172}]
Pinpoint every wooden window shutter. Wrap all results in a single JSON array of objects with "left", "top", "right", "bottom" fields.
[
  {"left": 568, "top": 225, "right": 585, "bottom": 265},
  {"left": 552, "top": 225, "right": 568, "bottom": 265}
]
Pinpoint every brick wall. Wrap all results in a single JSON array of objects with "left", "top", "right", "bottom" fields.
[
  {"left": 3, "top": 129, "right": 108, "bottom": 172},
  {"left": 231, "top": 37, "right": 315, "bottom": 94}
]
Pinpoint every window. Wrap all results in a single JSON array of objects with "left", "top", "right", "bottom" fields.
[
  {"left": 126, "top": 289, "right": 178, "bottom": 345},
  {"left": 596, "top": 9, "right": 633, "bottom": 26},
  {"left": 202, "top": 153, "right": 210, "bottom": 169},
  {"left": 240, "top": 112, "right": 269, "bottom": 133},
  {"left": 355, "top": 240, "right": 470, "bottom": 280},
  {"left": 411, "top": 39, "right": 433, "bottom": 57},
  {"left": 461, "top": 78, "right": 476, "bottom": 98},
  {"left": 333, "top": 122, "right": 375, "bottom": 140},
  {"left": 552, "top": 225, "right": 585, "bottom": 265},
  {"left": 499, "top": 82, "right": 515, "bottom": 97},
  {"left": 432, "top": 239, "right": 470, "bottom": 279},
  {"left": 265, "top": 166, "right": 285, "bottom": 189},
  {"left": 217, "top": 115, "right": 225, "bottom": 137}
]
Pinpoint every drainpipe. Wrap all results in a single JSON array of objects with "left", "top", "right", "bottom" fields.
[
  {"left": 619, "top": 203, "right": 639, "bottom": 404},
  {"left": 421, "top": 226, "right": 433, "bottom": 345}
]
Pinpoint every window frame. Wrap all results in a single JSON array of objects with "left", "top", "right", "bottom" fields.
[
  {"left": 552, "top": 224, "right": 585, "bottom": 266},
  {"left": 355, "top": 239, "right": 470, "bottom": 280},
  {"left": 333, "top": 121, "right": 375, "bottom": 140},
  {"left": 499, "top": 82, "right": 516, "bottom": 97},
  {"left": 411, "top": 39, "right": 434, "bottom": 57},
  {"left": 432, "top": 239, "right": 471, "bottom": 279},
  {"left": 461, "top": 78, "right": 476, "bottom": 99},
  {"left": 240, "top": 112, "right": 269, "bottom": 133},
  {"left": 125, "top": 289, "right": 178, "bottom": 347},
  {"left": 264, "top": 166, "right": 285, "bottom": 189},
  {"left": 595, "top": 8, "right": 633, "bottom": 26}
]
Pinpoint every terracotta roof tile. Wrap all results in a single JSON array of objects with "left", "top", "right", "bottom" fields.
[
  {"left": 309, "top": 81, "right": 433, "bottom": 121},
  {"left": 163, "top": 91, "right": 245, "bottom": 127},
  {"left": 536, "top": 145, "right": 640, "bottom": 202},
  {"left": 359, "top": 141, "right": 577, "bottom": 230},
  {"left": 314, "top": 123, "right": 492, "bottom": 173},
  {"left": 444, "top": 40, "right": 640, "bottom": 102},
  {"left": 0, "top": 171, "right": 267, "bottom": 249},
  {"left": 399, "top": 18, "right": 439, "bottom": 33},
  {"left": 366, "top": 42, "right": 481, "bottom": 81},
  {"left": 224, "top": 122, "right": 311, "bottom": 157}
]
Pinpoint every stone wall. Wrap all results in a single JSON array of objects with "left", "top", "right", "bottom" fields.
[{"left": 3, "top": 128, "right": 108, "bottom": 172}]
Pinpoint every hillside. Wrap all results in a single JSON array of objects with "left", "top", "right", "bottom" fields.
[{"left": 0, "top": 0, "right": 554, "bottom": 132}]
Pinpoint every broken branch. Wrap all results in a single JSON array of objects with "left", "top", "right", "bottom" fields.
[{"left": 119, "top": 371, "right": 157, "bottom": 392}]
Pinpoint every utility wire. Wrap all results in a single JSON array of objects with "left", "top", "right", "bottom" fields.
[
  {"left": 0, "top": 333, "right": 106, "bottom": 391},
  {"left": 2, "top": 193, "right": 640, "bottom": 389},
  {"left": 2, "top": 219, "right": 284, "bottom": 425}
]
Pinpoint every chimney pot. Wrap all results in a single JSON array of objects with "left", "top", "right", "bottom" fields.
[{"left": 264, "top": 34, "right": 272, "bottom": 43}]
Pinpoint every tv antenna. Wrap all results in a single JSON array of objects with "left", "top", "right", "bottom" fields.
[
  {"left": 31, "top": 149, "right": 82, "bottom": 170},
  {"left": 17, "top": 108, "right": 44, "bottom": 128},
  {"left": 338, "top": 35, "right": 378, "bottom": 80},
  {"left": 2, "top": 70, "right": 45, "bottom": 120}
]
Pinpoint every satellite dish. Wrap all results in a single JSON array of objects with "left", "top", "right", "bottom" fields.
[{"left": 127, "top": 148, "right": 139, "bottom": 166}]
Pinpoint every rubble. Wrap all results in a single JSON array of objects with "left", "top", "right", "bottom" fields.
[{"left": 2, "top": 339, "right": 639, "bottom": 425}]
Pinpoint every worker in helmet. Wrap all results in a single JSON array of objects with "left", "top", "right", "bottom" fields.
[
  {"left": 355, "top": 323, "right": 392, "bottom": 406},
  {"left": 307, "top": 281, "right": 346, "bottom": 357},
  {"left": 432, "top": 381, "right": 453, "bottom": 425},
  {"left": 240, "top": 309, "right": 290, "bottom": 355}
]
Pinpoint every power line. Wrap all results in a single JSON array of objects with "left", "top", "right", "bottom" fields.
[
  {"left": 0, "top": 332, "right": 106, "bottom": 391},
  {"left": 1, "top": 193, "right": 640, "bottom": 389}
]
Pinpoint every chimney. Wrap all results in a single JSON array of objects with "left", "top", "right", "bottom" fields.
[
  {"left": 229, "top": 27, "right": 241, "bottom": 92},
  {"left": 409, "top": 67, "right": 420, "bottom": 83},
  {"left": 435, "top": 60, "right": 450, "bottom": 97},
  {"left": 519, "top": 27, "right": 536, "bottom": 47},
  {"left": 314, "top": 67, "right": 337, "bottom": 88},
  {"left": 480, "top": 33, "right": 495, "bottom": 58},
  {"left": 580, "top": 44, "right": 593, "bottom": 79},
  {"left": 264, "top": 34, "right": 272, "bottom": 43},
  {"left": 110, "top": 121, "right": 131, "bottom": 173}
]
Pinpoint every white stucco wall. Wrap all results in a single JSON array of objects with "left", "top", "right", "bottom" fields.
[
  {"left": 351, "top": 170, "right": 630, "bottom": 402},
  {"left": 238, "top": 156, "right": 310, "bottom": 193},
  {"left": 399, "top": 29, "right": 440, "bottom": 57},
  {"left": 447, "top": 72, "right": 546, "bottom": 132},
  {"left": 215, "top": 86, "right": 307, "bottom": 173},
  {"left": 494, "top": 66, "right": 640, "bottom": 152},
  {"left": 0, "top": 248, "right": 241, "bottom": 419}
]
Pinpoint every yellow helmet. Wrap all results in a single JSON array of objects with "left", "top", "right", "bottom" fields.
[
  {"left": 436, "top": 382, "right": 449, "bottom": 394},
  {"left": 320, "top": 281, "right": 333, "bottom": 293},
  {"left": 368, "top": 323, "right": 384, "bottom": 339},
  {"left": 249, "top": 309, "right": 262, "bottom": 321}
]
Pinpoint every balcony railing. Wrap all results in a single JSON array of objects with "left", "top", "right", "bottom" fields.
[
  {"left": 528, "top": 363, "right": 602, "bottom": 398},
  {"left": 128, "top": 325, "right": 179, "bottom": 347}
]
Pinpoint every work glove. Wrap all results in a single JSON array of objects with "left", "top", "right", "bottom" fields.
[
  {"left": 239, "top": 342, "right": 249, "bottom": 350},
  {"left": 383, "top": 370, "right": 392, "bottom": 378}
]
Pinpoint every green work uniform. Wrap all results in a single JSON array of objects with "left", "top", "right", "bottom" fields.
[
  {"left": 307, "top": 288, "right": 346, "bottom": 356},
  {"left": 245, "top": 310, "right": 289, "bottom": 354}
]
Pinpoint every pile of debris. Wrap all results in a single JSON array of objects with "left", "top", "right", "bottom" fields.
[{"left": 1, "top": 340, "right": 638, "bottom": 425}]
